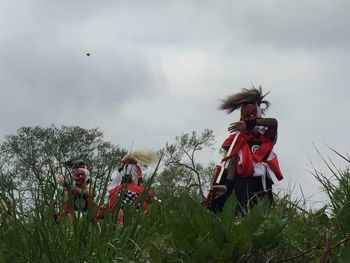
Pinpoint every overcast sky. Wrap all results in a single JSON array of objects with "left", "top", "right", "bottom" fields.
[{"left": 1, "top": 0, "right": 349, "bottom": 207}]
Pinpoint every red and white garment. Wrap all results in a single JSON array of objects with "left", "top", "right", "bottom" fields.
[
  {"left": 221, "top": 130, "right": 283, "bottom": 188},
  {"left": 107, "top": 163, "right": 142, "bottom": 190},
  {"left": 108, "top": 183, "right": 153, "bottom": 212},
  {"left": 96, "top": 159, "right": 153, "bottom": 224}
]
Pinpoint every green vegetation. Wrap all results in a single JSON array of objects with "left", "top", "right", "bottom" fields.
[{"left": 0, "top": 126, "right": 349, "bottom": 262}]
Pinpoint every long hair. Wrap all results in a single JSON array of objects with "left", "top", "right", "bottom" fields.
[{"left": 219, "top": 86, "right": 270, "bottom": 114}]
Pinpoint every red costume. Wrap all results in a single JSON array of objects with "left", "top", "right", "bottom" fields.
[
  {"left": 221, "top": 131, "right": 283, "bottom": 181},
  {"left": 109, "top": 184, "right": 153, "bottom": 212},
  {"left": 95, "top": 150, "right": 156, "bottom": 225},
  {"left": 207, "top": 87, "right": 283, "bottom": 213},
  {"left": 54, "top": 160, "right": 96, "bottom": 223}
]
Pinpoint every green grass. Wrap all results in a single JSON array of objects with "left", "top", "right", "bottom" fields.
[{"left": 1, "top": 157, "right": 350, "bottom": 262}]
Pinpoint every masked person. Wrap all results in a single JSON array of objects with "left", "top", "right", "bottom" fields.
[
  {"left": 95, "top": 150, "right": 157, "bottom": 225},
  {"left": 55, "top": 160, "right": 96, "bottom": 223},
  {"left": 208, "top": 86, "right": 283, "bottom": 214}
]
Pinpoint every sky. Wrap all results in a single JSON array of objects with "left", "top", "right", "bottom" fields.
[{"left": 1, "top": 0, "right": 349, "bottom": 208}]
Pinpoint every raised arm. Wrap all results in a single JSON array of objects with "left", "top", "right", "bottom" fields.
[{"left": 228, "top": 117, "right": 278, "bottom": 143}]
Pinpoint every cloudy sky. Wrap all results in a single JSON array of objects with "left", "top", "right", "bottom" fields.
[{"left": 1, "top": 0, "right": 349, "bottom": 207}]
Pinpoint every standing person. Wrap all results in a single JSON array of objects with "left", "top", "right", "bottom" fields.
[
  {"left": 95, "top": 150, "right": 157, "bottom": 225},
  {"left": 209, "top": 86, "right": 283, "bottom": 214},
  {"left": 55, "top": 160, "right": 96, "bottom": 223}
]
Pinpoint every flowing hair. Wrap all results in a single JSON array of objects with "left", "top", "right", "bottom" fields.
[{"left": 219, "top": 86, "right": 270, "bottom": 114}]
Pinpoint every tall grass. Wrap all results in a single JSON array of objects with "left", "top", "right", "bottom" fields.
[{"left": 1, "top": 151, "right": 350, "bottom": 262}]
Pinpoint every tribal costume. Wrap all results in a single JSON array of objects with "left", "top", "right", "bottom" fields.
[
  {"left": 64, "top": 167, "right": 95, "bottom": 216},
  {"left": 95, "top": 150, "right": 157, "bottom": 224},
  {"left": 54, "top": 160, "right": 96, "bottom": 223},
  {"left": 209, "top": 87, "right": 283, "bottom": 213}
]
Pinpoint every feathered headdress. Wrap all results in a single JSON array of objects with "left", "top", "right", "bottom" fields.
[{"left": 219, "top": 86, "right": 270, "bottom": 115}]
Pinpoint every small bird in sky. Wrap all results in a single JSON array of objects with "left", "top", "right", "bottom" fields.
[{"left": 86, "top": 53, "right": 91, "bottom": 57}]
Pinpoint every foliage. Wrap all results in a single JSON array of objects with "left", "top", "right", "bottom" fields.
[
  {"left": 155, "top": 129, "right": 216, "bottom": 201},
  {"left": 0, "top": 125, "right": 126, "bottom": 213},
  {"left": 0, "top": 127, "right": 350, "bottom": 262}
]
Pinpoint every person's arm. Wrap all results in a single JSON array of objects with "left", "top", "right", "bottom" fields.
[
  {"left": 228, "top": 117, "right": 278, "bottom": 143},
  {"left": 257, "top": 117, "right": 278, "bottom": 143},
  {"left": 211, "top": 158, "right": 235, "bottom": 198}
]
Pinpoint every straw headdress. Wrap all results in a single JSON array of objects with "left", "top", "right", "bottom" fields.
[{"left": 121, "top": 150, "right": 158, "bottom": 166}]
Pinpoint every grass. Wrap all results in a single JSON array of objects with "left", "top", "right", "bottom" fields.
[{"left": 1, "top": 152, "right": 350, "bottom": 262}]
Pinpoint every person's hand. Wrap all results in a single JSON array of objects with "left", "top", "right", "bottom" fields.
[
  {"left": 210, "top": 184, "right": 228, "bottom": 199},
  {"left": 228, "top": 121, "right": 246, "bottom": 133}
]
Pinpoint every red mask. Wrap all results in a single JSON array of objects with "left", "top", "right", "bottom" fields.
[
  {"left": 73, "top": 168, "right": 86, "bottom": 185},
  {"left": 240, "top": 104, "right": 257, "bottom": 121}
]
